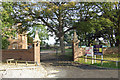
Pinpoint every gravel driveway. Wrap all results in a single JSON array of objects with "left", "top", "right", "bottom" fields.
[
  {"left": 40, "top": 51, "right": 119, "bottom": 78},
  {"left": 0, "top": 64, "right": 47, "bottom": 78}
]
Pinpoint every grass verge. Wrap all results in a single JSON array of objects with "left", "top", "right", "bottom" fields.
[{"left": 77, "top": 55, "right": 120, "bottom": 69}]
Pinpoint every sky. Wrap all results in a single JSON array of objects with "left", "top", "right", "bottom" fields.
[
  {"left": 45, "top": 35, "right": 104, "bottom": 45},
  {"left": 44, "top": 36, "right": 56, "bottom": 45}
]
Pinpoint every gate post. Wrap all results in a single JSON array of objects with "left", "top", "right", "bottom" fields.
[
  {"left": 33, "top": 30, "right": 41, "bottom": 65},
  {"left": 72, "top": 31, "right": 81, "bottom": 61}
]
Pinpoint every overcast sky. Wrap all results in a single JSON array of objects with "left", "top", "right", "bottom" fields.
[{"left": 44, "top": 36, "right": 56, "bottom": 45}]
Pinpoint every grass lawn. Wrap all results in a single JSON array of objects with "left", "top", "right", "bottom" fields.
[
  {"left": 63, "top": 49, "right": 120, "bottom": 69},
  {"left": 65, "top": 49, "right": 72, "bottom": 52},
  {"left": 40, "top": 48, "right": 55, "bottom": 51},
  {"left": 53, "top": 49, "right": 72, "bottom": 55},
  {"left": 77, "top": 54, "right": 120, "bottom": 69}
]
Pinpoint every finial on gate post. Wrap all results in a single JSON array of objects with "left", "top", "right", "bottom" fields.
[
  {"left": 73, "top": 30, "right": 80, "bottom": 43},
  {"left": 33, "top": 30, "right": 41, "bottom": 42},
  {"left": 33, "top": 30, "right": 41, "bottom": 65}
]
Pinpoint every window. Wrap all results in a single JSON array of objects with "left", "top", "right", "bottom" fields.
[{"left": 12, "top": 44, "right": 18, "bottom": 49}]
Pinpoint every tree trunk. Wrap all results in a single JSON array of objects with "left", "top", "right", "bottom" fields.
[
  {"left": 58, "top": 5, "right": 65, "bottom": 55},
  {"left": 59, "top": 35, "right": 65, "bottom": 55},
  {"left": 115, "top": 32, "right": 119, "bottom": 47}
]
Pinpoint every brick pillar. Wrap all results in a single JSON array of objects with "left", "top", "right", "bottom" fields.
[
  {"left": 72, "top": 31, "right": 82, "bottom": 61},
  {"left": 24, "top": 34, "right": 28, "bottom": 49},
  {"left": 33, "top": 30, "right": 41, "bottom": 65}
]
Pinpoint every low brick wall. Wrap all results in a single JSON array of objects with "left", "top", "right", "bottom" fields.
[
  {"left": 103, "top": 47, "right": 119, "bottom": 54},
  {"left": 2, "top": 48, "right": 34, "bottom": 62},
  {"left": 79, "top": 47, "right": 119, "bottom": 55}
]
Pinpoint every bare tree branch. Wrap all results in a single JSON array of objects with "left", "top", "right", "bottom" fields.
[
  {"left": 64, "top": 26, "right": 76, "bottom": 34},
  {"left": 38, "top": 16, "right": 58, "bottom": 36}
]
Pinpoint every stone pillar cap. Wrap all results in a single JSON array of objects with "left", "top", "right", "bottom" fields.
[
  {"left": 73, "top": 31, "right": 78, "bottom": 41},
  {"left": 33, "top": 30, "right": 41, "bottom": 42}
]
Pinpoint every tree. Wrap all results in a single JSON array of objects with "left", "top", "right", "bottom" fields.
[
  {"left": 99, "top": 2, "right": 119, "bottom": 46},
  {"left": 28, "top": 24, "right": 49, "bottom": 45},
  {"left": 35, "top": 2, "right": 78, "bottom": 54},
  {"left": 1, "top": 2, "right": 49, "bottom": 48},
  {"left": 1, "top": 2, "right": 15, "bottom": 37},
  {"left": 74, "top": 2, "right": 119, "bottom": 47},
  {"left": 2, "top": 37, "right": 10, "bottom": 49},
  {"left": 1, "top": 2, "right": 15, "bottom": 49},
  {"left": 8, "top": 2, "right": 103, "bottom": 54},
  {"left": 12, "top": 2, "right": 77, "bottom": 54},
  {"left": 73, "top": 2, "right": 101, "bottom": 46}
]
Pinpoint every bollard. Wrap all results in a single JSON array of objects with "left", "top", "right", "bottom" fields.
[{"left": 85, "top": 56, "right": 87, "bottom": 63}]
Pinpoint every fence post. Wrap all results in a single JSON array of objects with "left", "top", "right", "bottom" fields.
[
  {"left": 72, "top": 31, "right": 81, "bottom": 61},
  {"left": 92, "top": 55, "right": 94, "bottom": 64},
  {"left": 101, "top": 60, "right": 103, "bottom": 65},
  {"left": 85, "top": 55, "right": 87, "bottom": 63},
  {"left": 101, "top": 55, "right": 103, "bottom": 65},
  {"left": 94, "top": 55, "right": 96, "bottom": 63}
]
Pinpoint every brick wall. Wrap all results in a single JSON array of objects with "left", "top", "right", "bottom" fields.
[
  {"left": 103, "top": 47, "right": 119, "bottom": 54},
  {"left": 79, "top": 47, "right": 118, "bottom": 55},
  {"left": 2, "top": 48, "right": 34, "bottom": 62}
]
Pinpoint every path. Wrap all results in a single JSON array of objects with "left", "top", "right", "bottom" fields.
[
  {"left": 40, "top": 50, "right": 119, "bottom": 78},
  {"left": 0, "top": 64, "right": 47, "bottom": 78}
]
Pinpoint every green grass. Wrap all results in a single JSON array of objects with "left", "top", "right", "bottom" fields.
[
  {"left": 65, "top": 49, "right": 72, "bottom": 52},
  {"left": 77, "top": 55, "right": 120, "bottom": 69},
  {"left": 41, "top": 48, "right": 72, "bottom": 51},
  {"left": 62, "top": 50, "right": 120, "bottom": 69},
  {"left": 56, "top": 49, "right": 73, "bottom": 60},
  {"left": 40, "top": 48, "right": 55, "bottom": 51},
  {"left": 64, "top": 49, "right": 72, "bottom": 55}
]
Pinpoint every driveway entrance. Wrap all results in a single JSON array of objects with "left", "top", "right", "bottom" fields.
[{"left": 40, "top": 50, "right": 119, "bottom": 78}]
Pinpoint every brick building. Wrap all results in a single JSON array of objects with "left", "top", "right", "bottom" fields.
[{"left": 7, "top": 23, "right": 28, "bottom": 49}]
